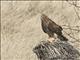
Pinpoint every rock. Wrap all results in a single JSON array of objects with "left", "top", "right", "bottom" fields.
[{"left": 33, "top": 40, "right": 80, "bottom": 60}]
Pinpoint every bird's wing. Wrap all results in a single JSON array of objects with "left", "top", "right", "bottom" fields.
[{"left": 48, "top": 22, "right": 63, "bottom": 34}]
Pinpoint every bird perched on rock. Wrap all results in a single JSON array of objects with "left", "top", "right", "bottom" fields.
[{"left": 41, "top": 14, "right": 68, "bottom": 42}]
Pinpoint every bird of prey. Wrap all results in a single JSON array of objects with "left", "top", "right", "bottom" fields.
[{"left": 41, "top": 14, "right": 68, "bottom": 42}]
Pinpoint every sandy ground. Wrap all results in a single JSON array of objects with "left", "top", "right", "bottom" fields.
[{"left": 1, "top": 1, "right": 80, "bottom": 60}]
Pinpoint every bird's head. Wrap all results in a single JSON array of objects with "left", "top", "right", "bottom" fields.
[{"left": 41, "top": 14, "right": 50, "bottom": 23}]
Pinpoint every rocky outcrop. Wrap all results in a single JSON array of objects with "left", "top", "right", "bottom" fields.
[{"left": 33, "top": 40, "right": 80, "bottom": 60}]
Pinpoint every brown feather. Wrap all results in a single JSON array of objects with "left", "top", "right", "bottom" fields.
[{"left": 41, "top": 14, "right": 68, "bottom": 41}]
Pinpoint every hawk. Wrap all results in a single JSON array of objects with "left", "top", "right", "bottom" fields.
[{"left": 41, "top": 14, "right": 68, "bottom": 42}]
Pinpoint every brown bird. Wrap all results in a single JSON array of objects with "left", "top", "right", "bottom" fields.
[{"left": 41, "top": 14, "right": 68, "bottom": 42}]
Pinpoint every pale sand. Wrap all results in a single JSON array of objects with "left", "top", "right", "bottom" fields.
[{"left": 1, "top": 1, "right": 80, "bottom": 60}]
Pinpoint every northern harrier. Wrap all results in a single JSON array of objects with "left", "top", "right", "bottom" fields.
[{"left": 41, "top": 14, "right": 68, "bottom": 42}]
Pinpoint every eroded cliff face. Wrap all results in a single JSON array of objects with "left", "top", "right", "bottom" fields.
[
  {"left": 33, "top": 40, "right": 80, "bottom": 60},
  {"left": 1, "top": 1, "right": 80, "bottom": 60}
]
